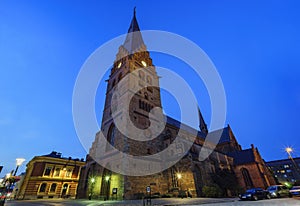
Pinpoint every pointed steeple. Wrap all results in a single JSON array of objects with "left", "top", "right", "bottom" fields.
[
  {"left": 122, "top": 7, "right": 146, "bottom": 54},
  {"left": 198, "top": 107, "right": 208, "bottom": 135}
]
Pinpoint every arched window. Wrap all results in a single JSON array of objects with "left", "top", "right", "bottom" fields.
[
  {"left": 241, "top": 168, "right": 253, "bottom": 188},
  {"left": 61, "top": 183, "right": 69, "bottom": 197},
  {"left": 39, "top": 183, "right": 47, "bottom": 193},
  {"left": 139, "top": 70, "right": 145, "bottom": 80},
  {"left": 118, "top": 72, "right": 122, "bottom": 82},
  {"left": 49, "top": 183, "right": 57, "bottom": 193},
  {"left": 107, "top": 124, "right": 116, "bottom": 147},
  {"left": 112, "top": 79, "right": 116, "bottom": 89},
  {"left": 171, "top": 167, "right": 178, "bottom": 188},
  {"left": 147, "top": 76, "right": 152, "bottom": 84},
  {"left": 141, "top": 101, "right": 145, "bottom": 110},
  {"left": 144, "top": 92, "right": 148, "bottom": 100}
]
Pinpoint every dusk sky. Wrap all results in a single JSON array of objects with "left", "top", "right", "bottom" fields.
[{"left": 1, "top": 1, "right": 300, "bottom": 176}]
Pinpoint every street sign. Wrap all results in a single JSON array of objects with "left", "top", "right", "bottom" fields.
[
  {"left": 146, "top": 186, "right": 151, "bottom": 193},
  {"left": 112, "top": 188, "right": 118, "bottom": 194}
]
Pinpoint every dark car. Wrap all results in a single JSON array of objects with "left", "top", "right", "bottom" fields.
[
  {"left": 289, "top": 186, "right": 300, "bottom": 197},
  {"left": 267, "top": 185, "right": 290, "bottom": 198},
  {"left": 239, "top": 188, "right": 271, "bottom": 201}
]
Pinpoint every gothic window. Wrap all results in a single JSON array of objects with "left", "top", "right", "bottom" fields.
[
  {"left": 39, "top": 183, "right": 47, "bottom": 193},
  {"left": 107, "top": 124, "right": 116, "bottom": 147},
  {"left": 139, "top": 70, "right": 145, "bottom": 80},
  {"left": 146, "top": 76, "right": 152, "bottom": 84},
  {"left": 241, "top": 168, "right": 253, "bottom": 188},
  {"left": 49, "top": 183, "right": 57, "bottom": 193},
  {"left": 144, "top": 92, "right": 148, "bottom": 100},
  {"left": 112, "top": 79, "right": 116, "bottom": 89},
  {"left": 171, "top": 167, "right": 178, "bottom": 188},
  {"left": 141, "top": 101, "right": 145, "bottom": 110},
  {"left": 118, "top": 72, "right": 122, "bottom": 82}
]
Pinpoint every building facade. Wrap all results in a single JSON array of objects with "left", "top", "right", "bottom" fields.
[
  {"left": 266, "top": 157, "right": 300, "bottom": 185},
  {"left": 16, "top": 151, "right": 85, "bottom": 200},
  {"left": 77, "top": 10, "right": 276, "bottom": 200}
]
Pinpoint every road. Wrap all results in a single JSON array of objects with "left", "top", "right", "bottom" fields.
[{"left": 3, "top": 197, "right": 300, "bottom": 205}]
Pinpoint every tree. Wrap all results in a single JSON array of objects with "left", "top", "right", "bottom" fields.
[{"left": 211, "top": 168, "right": 241, "bottom": 197}]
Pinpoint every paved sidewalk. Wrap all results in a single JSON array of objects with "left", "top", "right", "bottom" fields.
[{"left": 5, "top": 197, "right": 238, "bottom": 205}]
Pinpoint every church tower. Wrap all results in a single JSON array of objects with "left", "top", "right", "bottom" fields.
[{"left": 83, "top": 9, "right": 166, "bottom": 200}]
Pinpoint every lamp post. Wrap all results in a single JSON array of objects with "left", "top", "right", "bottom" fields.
[
  {"left": 13, "top": 158, "right": 25, "bottom": 176},
  {"left": 285, "top": 147, "right": 300, "bottom": 180},
  {"left": 7, "top": 158, "right": 25, "bottom": 194}
]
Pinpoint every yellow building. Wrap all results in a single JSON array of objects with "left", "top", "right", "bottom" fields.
[{"left": 17, "top": 151, "right": 85, "bottom": 200}]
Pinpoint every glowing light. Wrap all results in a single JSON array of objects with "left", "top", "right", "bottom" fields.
[
  {"left": 285, "top": 147, "right": 293, "bottom": 154},
  {"left": 91, "top": 177, "right": 95, "bottom": 183},
  {"left": 117, "top": 62, "right": 122, "bottom": 68},
  {"left": 177, "top": 173, "right": 182, "bottom": 179},
  {"left": 105, "top": 176, "right": 110, "bottom": 181},
  {"left": 141, "top": 60, "right": 147, "bottom": 67},
  {"left": 16, "top": 158, "right": 25, "bottom": 166}
]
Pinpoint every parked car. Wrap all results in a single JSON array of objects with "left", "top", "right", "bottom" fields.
[
  {"left": 239, "top": 188, "right": 271, "bottom": 201},
  {"left": 289, "top": 186, "right": 300, "bottom": 197},
  {"left": 267, "top": 185, "right": 290, "bottom": 198}
]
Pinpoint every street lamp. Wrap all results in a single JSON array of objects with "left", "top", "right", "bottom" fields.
[
  {"left": 177, "top": 173, "right": 182, "bottom": 190},
  {"left": 286, "top": 147, "right": 293, "bottom": 157},
  {"left": 285, "top": 146, "right": 300, "bottom": 179},
  {"left": 89, "top": 177, "right": 95, "bottom": 200},
  {"left": 13, "top": 158, "right": 25, "bottom": 176}
]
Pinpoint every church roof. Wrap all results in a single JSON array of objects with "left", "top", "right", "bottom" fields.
[
  {"left": 166, "top": 116, "right": 207, "bottom": 139},
  {"left": 227, "top": 149, "right": 256, "bottom": 165},
  {"left": 122, "top": 8, "right": 146, "bottom": 54},
  {"left": 208, "top": 127, "right": 231, "bottom": 144}
]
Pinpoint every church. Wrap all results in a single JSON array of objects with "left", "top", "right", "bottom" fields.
[{"left": 77, "top": 10, "right": 275, "bottom": 200}]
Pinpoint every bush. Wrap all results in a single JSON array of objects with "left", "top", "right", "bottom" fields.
[
  {"left": 202, "top": 185, "right": 222, "bottom": 198},
  {"left": 161, "top": 193, "right": 172, "bottom": 198},
  {"left": 133, "top": 193, "right": 144, "bottom": 199}
]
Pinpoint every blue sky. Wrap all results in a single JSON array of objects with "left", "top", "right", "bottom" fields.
[{"left": 0, "top": 0, "right": 300, "bottom": 175}]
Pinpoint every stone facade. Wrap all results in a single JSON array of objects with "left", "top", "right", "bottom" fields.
[
  {"left": 16, "top": 151, "right": 85, "bottom": 200},
  {"left": 77, "top": 10, "right": 276, "bottom": 200}
]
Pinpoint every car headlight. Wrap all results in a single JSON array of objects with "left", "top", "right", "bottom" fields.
[{"left": 247, "top": 194, "right": 252, "bottom": 197}]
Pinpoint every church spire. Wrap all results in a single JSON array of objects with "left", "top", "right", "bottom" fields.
[
  {"left": 198, "top": 107, "right": 208, "bottom": 135},
  {"left": 122, "top": 7, "right": 146, "bottom": 54}
]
